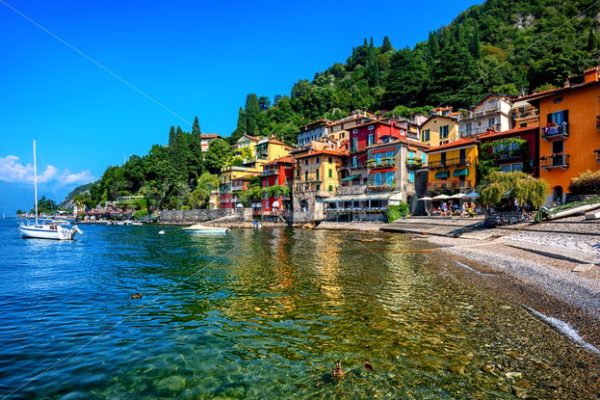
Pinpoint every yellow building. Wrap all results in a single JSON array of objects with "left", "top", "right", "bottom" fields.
[
  {"left": 291, "top": 148, "right": 346, "bottom": 222},
  {"left": 233, "top": 134, "right": 261, "bottom": 157},
  {"left": 420, "top": 115, "right": 459, "bottom": 147},
  {"left": 255, "top": 137, "right": 294, "bottom": 163},
  {"left": 426, "top": 138, "right": 478, "bottom": 194}
]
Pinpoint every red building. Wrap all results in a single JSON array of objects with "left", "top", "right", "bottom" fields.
[
  {"left": 345, "top": 120, "right": 406, "bottom": 185},
  {"left": 477, "top": 126, "right": 539, "bottom": 176},
  {"left": 259, "top": 156, "right": 295, "bottom": 216}
]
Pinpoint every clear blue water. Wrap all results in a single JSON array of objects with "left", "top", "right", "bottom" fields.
[{"left": 0, "top": 219, "right": 598, "bottom": 399}]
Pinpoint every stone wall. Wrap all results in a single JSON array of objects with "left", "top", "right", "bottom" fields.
[{"left": 159, "top": 209, "right": 234, "bottom": 225}]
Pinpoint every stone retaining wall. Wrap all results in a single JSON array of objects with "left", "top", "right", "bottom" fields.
[{"left": 159, "top": 209, "right": 235, "bottom": 224}]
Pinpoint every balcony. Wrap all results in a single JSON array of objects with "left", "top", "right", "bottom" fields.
[
  {"left": 261, "top": 169, "right": 278, "bottom": 176},
  {"left": 367, "top": 158, "right": 395, "bottom": 169},
  {"left": 541, "top": 123, "right": 569, "bottom": 141},
  {"left": 406, "top": 159, "right": 424, "bottom": 169},
  {"left": 428, "top": 158, "right": 471, "bottom": 169},
  {"left": 495, "top": 150, "right": 522, "bottom": 161},
  {"left": 336, "top": 185, "right": 367, "bottom": 196},
  {"left": 294, "top": 180, "right": 323, "bottom": 193},
  {"left": 595, "top": 149, "right": 600, "bottom": 163},
  {"left": 427, "top": 180, "right": 472, "bottom": 191},
  {"left": 367, "top": 183, "right": 395, "bottom": 191},
  {"left": 597, "top": 116, "right": 600, "bottom": 129},
  {"left": 540, "top": 154, "right": 570, "bottom": 170},
  {"left": 219, "top": 184, "right": 231, "bottom": 194}
]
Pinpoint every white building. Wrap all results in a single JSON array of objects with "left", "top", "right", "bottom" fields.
[{"left": 458, "top": 95, "right": 513, "bottom": 137}]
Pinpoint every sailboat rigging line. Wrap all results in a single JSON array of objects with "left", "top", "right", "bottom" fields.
[{"left": 0, "top": 0, "right": 191, "bottom": 128}]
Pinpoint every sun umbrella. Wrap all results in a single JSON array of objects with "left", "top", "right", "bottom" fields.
[
  {"left": 418, "top": 196, "right": 433, "bottom": 201},
  {"left": 450, "top": 193, "right": 466, "bottom": 199},
  {"left": 465, "top": 191, "right": 479, "bottom": 198},
  {"left": 432, "top": 194, "right": 451, "bottom": 200}
]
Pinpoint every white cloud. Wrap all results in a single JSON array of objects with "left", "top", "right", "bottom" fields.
[{"left": 0, "top": 155, "right": 94, "bottom": 186}]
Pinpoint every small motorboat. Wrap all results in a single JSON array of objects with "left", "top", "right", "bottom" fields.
[{"left": 183, "top": 224, "right": 229, "bottom": 234}]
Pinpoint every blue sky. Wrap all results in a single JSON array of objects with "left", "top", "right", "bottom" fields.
[{"left": 0, "top": 0, "right": 482, "bottom": 213}]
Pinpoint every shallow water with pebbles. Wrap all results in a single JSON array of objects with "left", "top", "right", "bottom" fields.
[{"left": 0, "top": 220, "right": 598, "bottom": 399}]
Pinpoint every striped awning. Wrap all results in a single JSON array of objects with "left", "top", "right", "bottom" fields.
[
  {"left": 341, "top": 174, "right": 361, "bottom": 182},
  {"left": 453, "top": 168, "right": 469, "bottom": 177},
  {"left": 435, "top": 171, "right": 450, "bottom": 179}
]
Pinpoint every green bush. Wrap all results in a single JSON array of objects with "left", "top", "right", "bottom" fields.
[
  {"left": 133, "top": 209, "right": 148, "bottom": 220},
  {"left": 386, "top": 202, "right": 409, "bottom": 222},
  {"left": 569, "top": 170, "right": 600, "bottom": 195}
]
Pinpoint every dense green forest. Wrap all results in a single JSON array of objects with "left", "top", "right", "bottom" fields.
[
  {"left": 231, "top": 0, "right": 600, "bottom": 145},
  {"left": 64, "top": 0, "right": 600, "bottom": 210}
]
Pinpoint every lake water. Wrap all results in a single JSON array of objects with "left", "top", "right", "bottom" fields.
[{"left": 0, "top": 219, "right": 598, "bottom": 399}]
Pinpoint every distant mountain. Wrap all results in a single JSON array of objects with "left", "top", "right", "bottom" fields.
[
  {"left": 231, "top": 0, "right": 600, "bottom": 145},
  {"left": 59, "top": 182, "right": 93, "bottom": 210}
]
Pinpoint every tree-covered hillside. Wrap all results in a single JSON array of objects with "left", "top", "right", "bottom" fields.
[
  {"left": 64, "top": 0, "right": 600, "bottom": 209},
  {"left": 231, "top": 0, "right": 600, "bottom": 145}
]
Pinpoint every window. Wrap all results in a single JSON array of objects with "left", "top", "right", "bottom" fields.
[
  {"left": 441, "top": 152, "right": 447, "bottom": 166},
  {"left": 304, "top": 171, "right": 308, "bottom": 182},
  {"left": 316, "top": 169, "right": 320, "bottom": 180},
  {"left": 305, "top": 159, "right": 308, "bottom": 166},
  {"left": 408, "top": 150, "right": 415, "bottom": 160},
  {"left": 368, "top": 124, "right": 375, "bottom": 131},
  {"left": 316, "top": 184, "right": 321, "bottom": 191},
  {"left": 386, "top": 172, "right": 394, "bottom": 186},
  {"left": 408, "top": 170, "right": 415, "bottom": 183},
  {"left": 440, "top": 125, "right": 449, "bottom": 139},
  {"left": 422, "top": 129, "right": 430, "bottom": 142},
  {"left": 547, "top": 110, "right": 568, "bottom": 125},
  {"left": 466, "top": 122, "right": 472, "bottom": 136},
  {"left": 352, "top": 128, "right": 358, "bottom": 134},
  {"left": 328, "top": 157, "right": 332, "bottom": 163},
  {"left": 374, "top": 173, "right": 382, "bottom": 186},
  {"left": 351, "top": 137, "right": 358, "bottom": 153},
  {"left": 375, "top": 153, "right": 382, "bottom": 165},
  {"left": 316, "top": 157, "right": 320, "bottom": 164},
  {"left": 460, "top": 148, "right": 466, "bottom": 163},
  {"left": 421, "top": 153, "right": 427, "bottom": 163},
  {"left": 328, "top": 169, "right": 333, "bottom": 178},
  {"left": 488, "top": 118, "right": 495, "bottom": 127},
  {"left": 501, "top": 163, "right": 523, "bottom": 172},
  {"left": 352, "top": 156, "right": 358, "bottom": 168},
  {"left": 368, "top": 134, "right": 374, "bottom": 146},
  {"left": 328, "top": 185, "right": 333, "bottom": 192}
]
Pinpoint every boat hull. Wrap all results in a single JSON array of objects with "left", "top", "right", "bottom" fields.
[{"left": 20, "top": 225, "right": 77, "bottom": 240}]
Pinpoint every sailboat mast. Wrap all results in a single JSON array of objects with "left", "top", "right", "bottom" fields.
[{"left": 33, "top": 140, "right": 38, "bottom": 225}]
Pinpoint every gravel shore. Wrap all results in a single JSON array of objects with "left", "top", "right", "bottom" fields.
[{"left": 422, "top": 234, "right": 600, "bottom": 349}]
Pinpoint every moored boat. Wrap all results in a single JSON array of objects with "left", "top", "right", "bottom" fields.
[
  {"left": 183, "top": 224, "right": 229, "bottom": 234},
  {"left": 19, "top": 140, "right": 82, "bottom": 240}
]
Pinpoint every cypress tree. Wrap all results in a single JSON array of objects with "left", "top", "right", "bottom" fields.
[
  {"left": 471, "top": 24, "right": 481, "bottom": 59},
  {"left": 244, "top": 94, "right": 260, "bottom": 134},
  {"left": 382, "top": 36, "right": 393, "bottom": 52},
  {"left": 192, "top": 116, "right": 201, "bottom": 135},
  {"left": 168, "top": 126, "right": 176, "bottom": 147}
]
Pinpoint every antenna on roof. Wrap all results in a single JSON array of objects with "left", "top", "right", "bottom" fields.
[{"left": 519, "top": 87, "right": 527, "bottom": 97}]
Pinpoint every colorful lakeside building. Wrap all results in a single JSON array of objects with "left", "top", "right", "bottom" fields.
[
  {"left": 477, "top": 126, "right": 540, "bottom": 176},
  {"left": 521, "top": 66, "right": 600, "bottom": 203},
  {"left": 425, "top": 138, "right": 479, "bottom": 195},
  {"left": 257, "top": 156, "right": 295, "bottom": 220},
  {"left": 291, "top": 146, "right": 347, "bottom": 223}
]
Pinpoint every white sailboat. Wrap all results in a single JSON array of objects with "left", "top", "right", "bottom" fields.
[{"left": 19, "top": 140, "right": 82, "bottom": 240}]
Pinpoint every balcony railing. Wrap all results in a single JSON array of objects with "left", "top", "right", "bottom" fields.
[
  {"left": 541, "top": 123, "right": 569, "bottom": 140},
  {"left": 406, "top": 159, "right": 424, "bottom": 169},
  {"left": 495, "top": 150, "right": 522, "bottom": 161},
  {"left": 428, "top": 158, "right": 471, "bottom": 169},
  {"left": 336, "top": 185, "right": 367, "bottom": 196},
  {"left": 367, "top": 158, "right": 395, "bottom": 168},
  {"left": 294, "top": 180, "right": 323, "bottom": 193},
  {"left": 540, "top": 154, "right": 570, "bottom": 170},
  {"left": 261, "top": 169, "right": 278, "bottom": 176},
  {"left": 367, "top": 183, "right": 395, "bottom": 191},
  {"left": 427, "top": 180, "right": 472, "bottom": 191}
]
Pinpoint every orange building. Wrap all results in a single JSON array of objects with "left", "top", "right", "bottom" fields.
[{"left": 524, "top": 67, "right": 600, "bottom": 203}]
